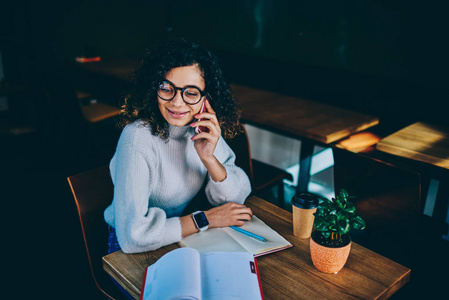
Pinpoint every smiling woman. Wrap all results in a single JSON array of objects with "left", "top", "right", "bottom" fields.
[
  {"left": 103, "top": 39, "right": 252, "bottom": 272},
  {"left": 157, "top": 65, "right": 205, "bottom": 127},
  {"left": 119, "top": 38, "right": 241, "bottom": 141}
]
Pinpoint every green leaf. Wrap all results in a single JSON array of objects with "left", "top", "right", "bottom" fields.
[
  {"left": 312, "top": 188, "right": 366, "bottom": 237},
  {"left": 352, "top": 215, "right": 366, "bottom": 230},
  {"left": 321, "top": 199, "right": 333, "bottom": 209},
  {"left": 340, "top": 189, "right": 349, "bottom": 199},
  {"left": 314, "top": 210, "right": 323, "bottom": 217},
  {"left": 322, "top": 231, "right": 331, "bottom": 239},
  {"left": 336, "top": 201, "right": 346, "bottom": 211},
  {"left": 337, "top": 218, "right": 350, "bottom": 235},
  {"left": 314, "top": 218, "right": 327, "bottom": 231},
  {"left": 343, "top": 202, "right": 355, "bottom": 213}
]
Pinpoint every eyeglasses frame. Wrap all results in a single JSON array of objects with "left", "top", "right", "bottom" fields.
[{"left": 157, "top": 80, "right": 207, "bottom": 105}]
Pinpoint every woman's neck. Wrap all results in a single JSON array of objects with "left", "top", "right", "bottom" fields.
[{"left": 169, "top": 124, "right": 192, "bottom": 139}]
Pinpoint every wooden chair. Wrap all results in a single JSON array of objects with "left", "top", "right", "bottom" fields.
[
  {"left": 226, "top": 124, "right": 293, "bottom": 207},
  {"left": 67, "top": 165, "right": 126, "bottom": 300}
]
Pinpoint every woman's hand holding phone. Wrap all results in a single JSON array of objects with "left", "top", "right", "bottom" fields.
[
  {"left": 191, "top": 99, "right": 220, "bottom": 156},
  {"left": 191, "top": 98, "right": 220, "bottom": 141},
  {"left": 191, "top": 98, "right": 227, "bottom": 182}
]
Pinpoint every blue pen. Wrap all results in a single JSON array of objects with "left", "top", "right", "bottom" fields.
[{"left": 230, "top": 226, "right": 266, "bottom": 242}]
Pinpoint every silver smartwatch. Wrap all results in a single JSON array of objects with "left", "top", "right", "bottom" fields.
[{"left": 192, "top": 211, "right": 209, "bottom": 232}]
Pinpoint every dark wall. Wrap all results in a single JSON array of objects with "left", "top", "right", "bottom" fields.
[{"left": 2, "top": 0, "right": 448, "bottom": 131}]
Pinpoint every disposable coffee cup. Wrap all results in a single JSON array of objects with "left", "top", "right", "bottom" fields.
[{"left": 292, "top": 193, "right": 319, "bottom": 238}]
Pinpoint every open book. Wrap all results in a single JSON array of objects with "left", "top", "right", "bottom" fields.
[
  {"left": 139, "top": 247, "right": 263, "bottom": 300},
  {"left": 180, "top": 215, "right": 292, "bottom": 257}
]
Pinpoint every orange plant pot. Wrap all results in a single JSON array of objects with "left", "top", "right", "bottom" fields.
[{"left": 310, "top": 233, "right": 351, "bottom": 274}]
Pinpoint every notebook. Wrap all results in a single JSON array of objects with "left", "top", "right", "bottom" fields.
[{"left": 179, "top": 215, "right": 292, "bottom": 257}]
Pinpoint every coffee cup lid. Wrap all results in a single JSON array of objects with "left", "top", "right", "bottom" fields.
[{"left": 291, "top": 192, "right": 318, "bottom": 209}]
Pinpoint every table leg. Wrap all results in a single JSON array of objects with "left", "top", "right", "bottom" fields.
[
  {"left": 434, "top": 177, "right": 449, "bottom": 237},
  {"left": 297, "top": 140, "right": 315, "bottom": 193}
]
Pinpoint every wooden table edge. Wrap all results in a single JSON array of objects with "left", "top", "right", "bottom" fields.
[
  {"left": 380, "top": 268, "right": 411, "bottom": 299},
  {"left": 241, "top": 116, "right": 379, "bottom": 145}
]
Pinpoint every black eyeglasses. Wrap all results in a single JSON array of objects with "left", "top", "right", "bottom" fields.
[{"left": 157, "top": 80, "right": 206, "bottom": 105}]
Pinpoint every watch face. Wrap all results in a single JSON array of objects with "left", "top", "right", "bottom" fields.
[{"left": 193, "top": 212, "right": 209, "bottom": 228}]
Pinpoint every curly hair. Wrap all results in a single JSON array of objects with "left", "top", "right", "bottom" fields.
[{"left": 119, "top": 38, "right": 241, "bottom": 140}]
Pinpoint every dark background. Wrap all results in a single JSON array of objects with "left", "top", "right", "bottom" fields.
[
  {"left": 1, "top": 1, "right": 448, "bottom": 299},
  {"left": 2, "top": 0, "right": 448, "bottom": 130}
]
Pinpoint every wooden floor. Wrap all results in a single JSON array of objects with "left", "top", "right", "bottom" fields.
[{"left": 2, "top": 119, "right": 448, "bottom": 300}]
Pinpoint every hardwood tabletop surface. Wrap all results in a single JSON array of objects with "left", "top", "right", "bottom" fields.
[
  {"left": 74, "top": 57, "right": 138, "bottom": 81},
  {"left": 103, "top": 196, "right": 410, "bottom": 299},
  {"left": 377, "top": 122, "right": 449, "bottom": 170},
  {"left": 81, "top": 102, "right": 121, "bottom": 123},
  {"left": 231, "top": 84, "right": 379, "bottom": 144}
]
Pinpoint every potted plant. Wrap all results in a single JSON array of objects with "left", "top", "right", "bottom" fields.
[{"left": 310, "top": 189, "right": 366, "bottom": 274}]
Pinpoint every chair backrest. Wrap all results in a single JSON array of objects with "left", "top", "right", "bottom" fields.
[
  {"left": 67, "top": 165, "right": 123, "bottom": 299},
  {"left": 224, "top": 124, "right": 254, "bottom": 184}
]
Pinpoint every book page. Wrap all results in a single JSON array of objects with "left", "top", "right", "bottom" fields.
[
  {"left": 141, "top": 248, "right": 201, "bottom": 300},
  {"left": 200, "top": 252, "right": 262, "bottom": 300},
  {"left": 179, "top": 215, "right": 291, "bottom": 256},
  {"left": 223, "top": 216, "right": 292, "bottom": 256},
  {"left": 180, "top": 227, "right": 248, "bottom": 254}
]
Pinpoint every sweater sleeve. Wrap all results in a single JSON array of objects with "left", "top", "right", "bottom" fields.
[
  {"left": 205, "top": 137, "right": 252, "bottom": 206},
  {"left": 109, "top": 140, "right": 182, "bottom": 254}
]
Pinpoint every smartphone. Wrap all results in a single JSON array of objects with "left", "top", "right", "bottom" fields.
[{"left": 195, "top": 101, "right": 208, "bottom": 134}]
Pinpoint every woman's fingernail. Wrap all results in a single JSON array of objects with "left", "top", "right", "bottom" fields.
[
  {"left": 194, "top": 114, "right": 200, "bottom": 118},
  {"left": 190, "top": 122, "right": 196, "bottom": 127}
]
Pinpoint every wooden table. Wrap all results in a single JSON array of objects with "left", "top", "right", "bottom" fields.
[
  {"left": 376, "top": 121, "right": 449, "bottom": 235},
  {"left": 103, "top": 196, "right": 410, "bottom": 299},
  {"left": 376, "top": 122, "right": 449, "bottom": 170},
  {"left": 231, "top": 84, "right": 379, "bottom": 192},
  {"left": 81, "top": 102, "right": 121, "bottom": 123},
  {"left": 74, "top": 57, "right": 138, "bottom": 81}
]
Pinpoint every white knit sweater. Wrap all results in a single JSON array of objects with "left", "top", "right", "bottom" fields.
[{"left": 104, "top": 120, "right": 251, "bottom": 253}]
